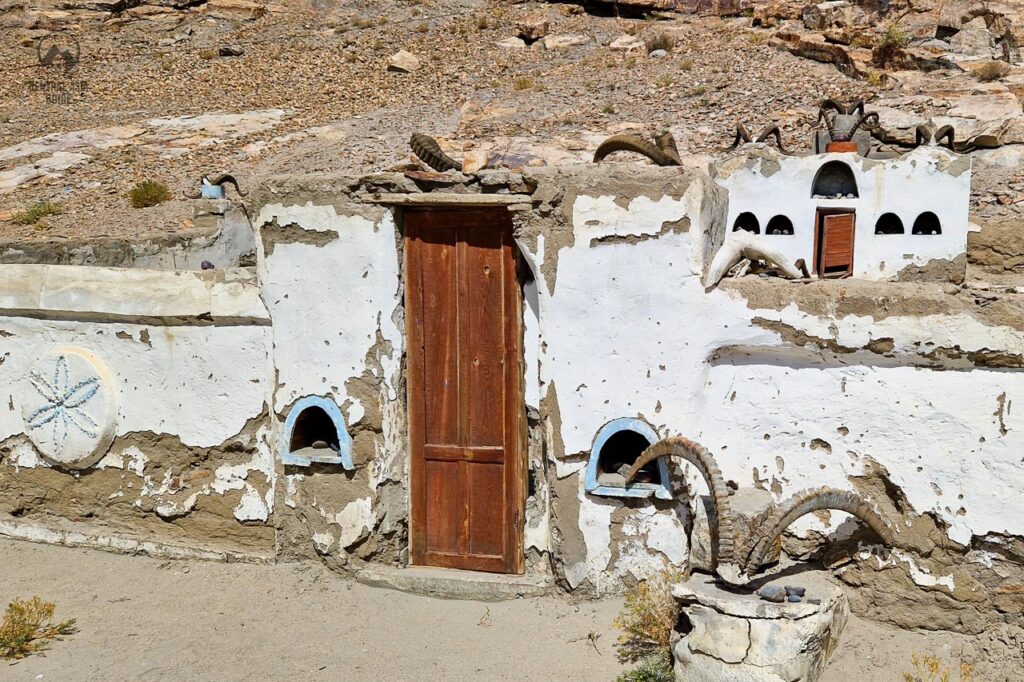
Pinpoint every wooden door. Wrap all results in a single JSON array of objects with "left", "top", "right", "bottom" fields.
[
  {"left": 815, "top": 211, "right": 855, "bottom": 278},
  {"left": 405, "top": 208, "right": 524, "bottom": 574}
]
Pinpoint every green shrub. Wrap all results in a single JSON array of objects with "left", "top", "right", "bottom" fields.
[
  {"left": 129, "top": 180, "right": 172, "bottom": 208},
  {"left": 876, "top": 21, "right": 909, "bottom": 66},
  {"left": 617, "top": 655, "right": 674, "bottom": 682},
  {"left": 11, "top": 201, "right": 61, "bottom": 227},
  {"left": 0, "top": 597, "right": 76, "bottom": 660}
]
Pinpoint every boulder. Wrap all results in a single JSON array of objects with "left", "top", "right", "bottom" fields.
[
  {"left": 516, "top": 12, "right": 548, "bottom": 42},
  {"left": 200, "top": 0, "right": 266, "bottom": 21},
  {"left": 609, "top": 35, "right": 645, "bottom": 51},
  {"left": 543, "top": 34, "right": 591, "bottom": 50},
  {"left": 387, "top": 49, "right": 420, "bottom": 73},
  {"left": 950, "top": 16, "right": 998, "bottom": 58},
  {"left": 802, "top": 1, "right": 868, "bottom": 32}
]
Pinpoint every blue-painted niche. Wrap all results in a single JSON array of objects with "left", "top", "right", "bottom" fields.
[
  {"left": 584, "top": 418, "right": 672, "bottom": 500},
  {"left": 280, "top": 396, "right": 354, "bottom": 469}
]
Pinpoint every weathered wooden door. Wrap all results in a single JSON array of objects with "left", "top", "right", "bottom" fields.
[
  {"left": 405, "top": 208, "right": 523, "bottom": 574},
  {"left": 815, "top": 210, "right": 855, "bottom": 278}
]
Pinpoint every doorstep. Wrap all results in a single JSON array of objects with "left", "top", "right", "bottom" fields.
[{"left": 356, "top": 564, "right": 553, "bottom": 601}]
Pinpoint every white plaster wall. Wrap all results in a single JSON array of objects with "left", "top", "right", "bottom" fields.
[
  {"left": 0, "top": 319, "right": 270, "bottom": 448},
  {"left": 256, "top": 203, "right": 404, "bottom": 429},
  {"left": 715, "top": 148, "right": 971, "bottom": 279},
  {"left": 532, "top": 185, "right": 1023, "bottom": 590}
]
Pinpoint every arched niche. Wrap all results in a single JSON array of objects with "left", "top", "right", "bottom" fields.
[
  {"left": 766, "top": 215, "right": 794, "bottom": 235},
  {"left": 584, "top": 418, "right": 672, "bottom": 500},
  {"left": 912, "top": 211, "right": 942, "bottom": 235},
  {"left": 280, "top": 396, "right": 354, "bottom": 469},
  {"left": 875, "top": 213, "right": 904, "bottom": 234},
  {"left": 811, "top": 161, "right": 858, "bottom": 198},
  {"left": 733, "top": 212, "right": 760, "bottom": 234}
]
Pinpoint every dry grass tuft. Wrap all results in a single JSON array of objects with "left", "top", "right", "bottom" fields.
[
  {"left": 614, "top": 566, "right": 682, "bottom": 668},
  {"left": 645, "top": 33, "right": 675, "bottom": 53},
  {"left": 0, "top": 597, "right": 76, "bottom": 660},
  {"left": 876, "top": 21, "right": 909, "bottom": 66},
  {"left": 11, "top": 201, "right": 61, "bottom": 228},
  {"left": 901, "top": 653, "right": 974, "bottom": 682},
  {"left": 975, "top": 60, "right": 1010, "bottom": 82},
  {"left": 129, "top": 180, "right": 172, "bottom": 209}
]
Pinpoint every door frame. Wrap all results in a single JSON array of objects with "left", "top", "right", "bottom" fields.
[
  {"left": 401, "top": 206, "right": 526, "bottom": 574},
  {"left": 812, "top": 208, "right": 856, "bottom": 278}
]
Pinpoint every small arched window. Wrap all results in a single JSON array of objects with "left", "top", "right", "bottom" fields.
[
  {"left": 584, "top": 418, "right": 671, "bottom": 500},
  {"left": 766, "top": 215, "right": 794, "bottom": 235},
  {"left": 912, "top": 212, "right": 942, "bottom": 235},
  {"left": 812, "top": 161, "right": 858, "bottom": 198},
  {"left": 875, "top": 213, "right": 904, "bottom": 234},
  {"left": 281, "top": 396, "right": 353, "bottom": 468},
  {"left": 733, "top": 212, "right": 760, "bottom": 234}
]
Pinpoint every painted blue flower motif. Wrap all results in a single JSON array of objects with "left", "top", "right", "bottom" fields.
[{"left": 26, "top": 355, "right": 100, "bottom": 452}]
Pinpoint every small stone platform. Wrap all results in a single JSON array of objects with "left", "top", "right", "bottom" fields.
[{"left": 672, "top": 571, "right": 848, "bottom": 682}]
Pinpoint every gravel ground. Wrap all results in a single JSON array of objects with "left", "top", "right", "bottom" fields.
[{"left": 0, "top": 0, "right": 871, "bottom": 242}]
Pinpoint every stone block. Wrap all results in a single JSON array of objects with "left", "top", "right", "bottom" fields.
[
  {"left": 802, "top": 1, "right": 867, "bottom": 32},
  {"left": 674, "top": 572, "right": 849, "bottom": 681}
]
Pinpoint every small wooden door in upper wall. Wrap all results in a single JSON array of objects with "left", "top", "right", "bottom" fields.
[
  {"left": 816, "top": 211, "right": 856, "bottom": 278},
  {"left": 404, "top": 208, "right": 524, "bottom": 574}
]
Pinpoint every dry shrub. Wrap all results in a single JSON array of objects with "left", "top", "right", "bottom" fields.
[
  {"left": 645, "top": 33, "right": 675, "bottom": 53},
  {"left": 901, "top": 653, "right": 974, "bottom": 682},
  {"left": 614, "top": 566, "right": 682, "bottom": 667},
  {"left": 0, "top": 597, "right": 76, "bottom": 660},
  {"left": 975, "top": 61, "right": 1010, "bottom": 82},
  {"left": 129, "top": 180, "right": 172, "bottom": 209}
]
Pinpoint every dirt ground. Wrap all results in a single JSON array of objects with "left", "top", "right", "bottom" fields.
[{"left": 0, "top": 537, "right": 998, "bottom": 682}]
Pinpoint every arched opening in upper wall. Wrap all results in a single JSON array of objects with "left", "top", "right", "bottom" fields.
[
  {"left": 912, "top": 212, "right": 942, "bottom": 235},
  {"left": 875, "top": 213, "right": 904, "bottom": 234},
  {"left": 811, "top": 161, "right": 858, "bottom": 199},
  {"left": 733, "top": 212, "right": 760, "bottom": 234},
  {"left": 766, "top": 215, "right": 794, "bottom": 235}
]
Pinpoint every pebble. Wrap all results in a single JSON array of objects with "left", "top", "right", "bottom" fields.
[
  {"left": 649, "top": 49, "right": 668, "bottom": 58},
  {"left": 785, "top": 585, "right": 806, "bottom": 597},
  {"left": 757, "top": 585, "right": 786, "bottom": 603}
]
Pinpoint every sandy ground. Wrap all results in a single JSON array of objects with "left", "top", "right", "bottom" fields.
[
  {"left": 1, "top": 538, "right": 624, "bottom": 681},
  {"left": 0, "top": 538, "right": 1001, "bottom": 682}
]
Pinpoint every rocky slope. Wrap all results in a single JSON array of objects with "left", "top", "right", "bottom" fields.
[{"left": 0, "top": 0, "right": 1021, "bottom": 280}]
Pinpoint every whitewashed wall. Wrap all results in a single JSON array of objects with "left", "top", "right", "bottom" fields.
[{"left": 715, "top": 147, "right": 971, "bottom": 279}]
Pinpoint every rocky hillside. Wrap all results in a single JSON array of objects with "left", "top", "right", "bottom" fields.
[{"left": 0, "top": 0, "right": 1022, "bottom": 280}]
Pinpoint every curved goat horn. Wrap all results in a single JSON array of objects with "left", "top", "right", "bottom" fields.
[
  {"left": 625, "top": 437, "right": 736, "bottom": 565},
  {"left": 410, "top": 133, "right": 461, "bottom": 172},
  {"left": 207, "top": 173, "right": 248, "bottom": 197},
  {"left": 816, "top": 107, "right": 837, "bottom": 141},
  {"left": 741, "top": 487, "right": 896, "bottom": 578},
  {"left": 594, "top": 134, "right": 677, "bottom": 166},
  {"left": 848, "top": 112, "right": 880, "bottom": 137},
  {"left": 722, "top": 123, "right": 754, "bottom": 152},
  {"left": 755, "top": 124, "right": 789, "bottom": 155},
  {"left": 819, "top": 98, "right": 845, "bottom": 115},
  {"left": 933, "top": 125, "right": 955, "bottom": 150},
  {"left": 915, "top": 124, "right": 933, "bottom": 148},
  {"left": 655, "top": 131, "right": 682, "bottom": 165}
]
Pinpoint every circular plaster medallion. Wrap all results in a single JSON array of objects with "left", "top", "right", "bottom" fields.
[{"left": 21, "top": 347, "right": 117, "bottom": 469}]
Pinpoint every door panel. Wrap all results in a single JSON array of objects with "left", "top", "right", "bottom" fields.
[
  {"left": 816, "top": 211, "right": 855, "bottom": 277},
  {"left": 406, "top": 208, "right": 523, "bottom": 574}
]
